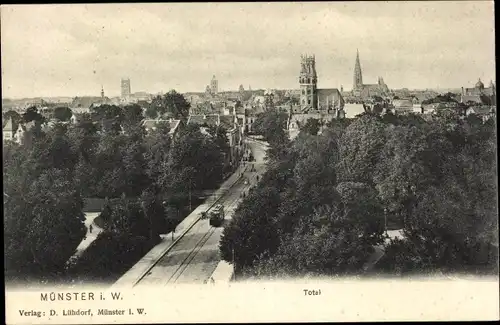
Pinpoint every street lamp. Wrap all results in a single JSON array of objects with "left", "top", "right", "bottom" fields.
[
  {"left": 384, "top": 208, "right": 388, "bottom": 237},
  {"left": 232, "top": 246, "right": 237, "bottom": 281}
]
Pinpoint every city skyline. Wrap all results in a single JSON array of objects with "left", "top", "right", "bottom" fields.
[{"left": 1, "top": 2, "right": 495, "bottom": 99}]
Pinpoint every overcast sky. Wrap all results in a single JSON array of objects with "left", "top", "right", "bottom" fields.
[{"left": 1, "top": 2, "right": 495, "bottom": 98}]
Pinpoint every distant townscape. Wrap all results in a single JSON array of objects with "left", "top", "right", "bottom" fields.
[{"left": 3, "top": 51, "right": 496, "bottom": 144}]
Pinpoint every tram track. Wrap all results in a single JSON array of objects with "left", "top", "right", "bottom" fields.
[
  {"left": 135, "top": 168, "right": 259, "bottom": 286},
  {"left": 165, "top": 183, "right": 244, "bottom": 284},
  {"left": 132, "top": 169, "right": 246, "bottom": 287}
]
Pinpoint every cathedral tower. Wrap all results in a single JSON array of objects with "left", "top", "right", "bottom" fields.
[
  {"left": 299, "top": 54, "right": 318, "bottom": 110},
  {"left": 353, "top": 49, "right": 363, "bottom": 90}
]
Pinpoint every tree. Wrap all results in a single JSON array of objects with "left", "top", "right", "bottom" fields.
[
  {"left": 3, "top": 110, "right": 22, "bottom": 130},
  {"left": 337, "top": 114, "right": 387, "bottom": 185},
  {"left": 251, "top": 204, "right": 374, "bottom": 277},
  {"left": 23, "top": 106, "right": 46, "bottom": 124},
  {"left": 151, "top": 90, "right": 190, "bottom": 120},
  {"left": 53, "top": 106, "right": 73, "bottom": 121},
  {"left": 336, "top": 182, "right": 385, "bottom": 246},
  {"left": 121, "top": 126, "right": 149, "bottom": 197},
  {"left": 220, "top": 186, "right": 281, "bottom": 271},
  {"left": 166, "top": 124, "right": 225, "bottom": 193},
  {"left": 122, "top": 104, "right": 144, "bottom": 129},
  {"left": 301, "top": 118, "right": 321, "bottom": 136},
  {"left": 4, "top": 168, "right": 86, "bottom": 277},
  {"left": 90, "top": 104, "right": 123, "bottom": 122},
  {"left": 144, "top": 121, "right": 173, "bottom": 187},
  {"left": 252, "top": 109, "right": 289, "bottom": 144},
  {"left": 93, "top": 132, "right": 127, "bottom": 198},
  {"left": 107, "top": 195, "right": 153, "bottom": 238},
  {"left": 144, "top": 105, "right": 158, "bottom": 119}
]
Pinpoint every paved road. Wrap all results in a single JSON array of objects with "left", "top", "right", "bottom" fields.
[
  {"left": 67, "top": 212, "right": 103, "bottom": 265},
  {"left": 134, "top": 138, "right": 268, "bottom": 286}
]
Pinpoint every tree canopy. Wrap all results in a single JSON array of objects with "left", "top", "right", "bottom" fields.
[{"left": 220, "top": 108, "right": 498, "bottom": 278}]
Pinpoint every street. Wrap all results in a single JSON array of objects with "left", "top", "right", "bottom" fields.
[{"left": 133, "top": 137, "right": 267, "bottom": 286}]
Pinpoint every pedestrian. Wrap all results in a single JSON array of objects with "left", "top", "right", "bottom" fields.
[{"left": 89, "top": 224, "right": 93, "bottom": 234}]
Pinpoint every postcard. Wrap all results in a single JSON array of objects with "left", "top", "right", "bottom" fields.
[{"left": 2, "top": 2, "right": 498, "bottom": 324}]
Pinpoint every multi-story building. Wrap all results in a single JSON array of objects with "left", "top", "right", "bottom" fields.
[
  {"left": 210, "top": 75, "right": 218, "bottom": 95},
  {"left": 287, "top": 55, "right": 346, "bottom": 137},
  {"left": 141, "top": 118, "right": 182, "bottom": 142},
  {"left": 187, "top": 113, "right": 242, "bottom": 169},
  {"left": 351, "top": 50, "right": 390, "bottom": 100},
  {"left": 2, "top": 117, "right": 35, "bottom": 145},
  {"left": 121, "top": 78, "right": 131, "bottom": 100},
  {"left": 461, "top": 78, "right": 496, "bottom": 105}
]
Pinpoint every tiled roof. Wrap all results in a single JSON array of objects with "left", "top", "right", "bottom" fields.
[
  {"left": 219, "top": 115, "right": 235, "bottom": 130},
  {"left": 70, "top": 96, "right": 112, "bottom": 109},
  {"left": 187, "top": 114, "right": 219, "bottom": 128},
  {"left": 392, "top": 99, "right": 413, "bottom": 108},
  {"left": 466, "top": 106, "right": 493, "bottom": 115},
  {"left": 461, "top": 95, "right": 484, "bottom": 105},
  {"left": 3, "top": 118, "right": 13, "bottom": 131},
  {"left": 317, "top": 88, "right": 341, "bottom": 97},
  {"left": 142, "top": 119, "right": 180, "bottom": 135},
  {"left": 317, "top": 88, "right": 345, "bottom": 108}
]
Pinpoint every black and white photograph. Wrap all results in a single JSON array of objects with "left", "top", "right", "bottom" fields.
[{"left": 2, "top": 2, "right": 499, "bottom": 323}]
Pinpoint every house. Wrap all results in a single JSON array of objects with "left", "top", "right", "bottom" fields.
[
  {"left": 462, "top": 79, "right": 496, "bottom": 105},
  {"left": 3, "top": 118, "right": 36, "bottom": 144},
  {"left": 70, "top": 95, "right": 113, "bottom": 111},
  {"left": 187, "top": 114, "right": 242, "bottom": 168},
  {"left": 2, "top": 118, "right": 15, "bottom": 142},
  {"left": 391, "top": 99, "right": 414, "bottom": 114},
  {"left": 141, "top": 118, "right": 182, "bottom": 140},
  {"left": 465, "top": 106, "right": 496, "bottom": 122}
]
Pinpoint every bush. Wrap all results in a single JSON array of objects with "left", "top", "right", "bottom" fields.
[{"left": 67, "top": 231, "right": 160, "bottom": 283}]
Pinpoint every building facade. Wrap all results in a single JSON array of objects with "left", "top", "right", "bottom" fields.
[
  {"left": 299, "top": 55, "right": 318, "bottom": 110},
  {"left": 210, "top": 75, "right": 218, "bottom": 95},
  {"left": 461, "top": 78, "right": 496, "bottom": 105},
  {"left": 287, "top": 55, "right": 346, "bottom": 137},
  {"left": 121, "top": 78, "right": 131, "bottom": 99},
  {"left": 351, "top": 50, "right": 390, "bottom": 99}
]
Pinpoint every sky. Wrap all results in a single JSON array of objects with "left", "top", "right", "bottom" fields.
[{"left": 1, "top": 2, "right": 496, "bottom": 99}]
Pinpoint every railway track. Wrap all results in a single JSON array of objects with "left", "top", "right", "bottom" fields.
[
  {"left": 133, "top": 168, "right": 254, "bottom": 287},
  {"left": 164, "top": 184, "right": 244, "bottom": 285}
]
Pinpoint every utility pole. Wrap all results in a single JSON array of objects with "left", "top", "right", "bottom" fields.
[
  {"left": 232, "top": 247, "right": 236, "bottom": 281},
  {"left": 384, "top": 208, "right": 388, "bottom": 237},
  {"left": 189, "top": 180, "right": 192, "bottom": 212}
]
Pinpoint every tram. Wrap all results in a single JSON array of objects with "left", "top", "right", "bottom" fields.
[{"left": 209, "top": 204, "right": 225, "bottom": 227}]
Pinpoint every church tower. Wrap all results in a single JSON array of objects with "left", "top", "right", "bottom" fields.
[
  {"left": 211, "top": 75, "right": 218, "bottom": 94},
  {"left": 299, "top": 54, "right": 318, "bottom": 110},
  {"left": 353, "top": 49, "right": 363, "bottom": 90},
  {"left": 100, "top": 85, "right": 105, "bottom": 104}
]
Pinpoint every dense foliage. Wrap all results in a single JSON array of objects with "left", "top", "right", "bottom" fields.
[
  {"left": 4, "top": 94, "right": 229, "bottom": 282},
  {"left": 220, "top": 110, "right": 498, "bottom": 277}
]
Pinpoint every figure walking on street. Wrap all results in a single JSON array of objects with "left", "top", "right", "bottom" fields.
[{"left": 89, "top": 224, "right": 93, "bottom": 234}]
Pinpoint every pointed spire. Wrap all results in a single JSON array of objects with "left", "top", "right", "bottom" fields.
[{"left": 354, "top": 49, "right": 363, "bottom": 89}]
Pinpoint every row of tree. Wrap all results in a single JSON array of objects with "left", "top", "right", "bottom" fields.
[
  {"left": 4, "top": 91, "right": 229, "bottom": 280},
  {"left": 219, "top": 108, "right": 497, "bottom": 278}
]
